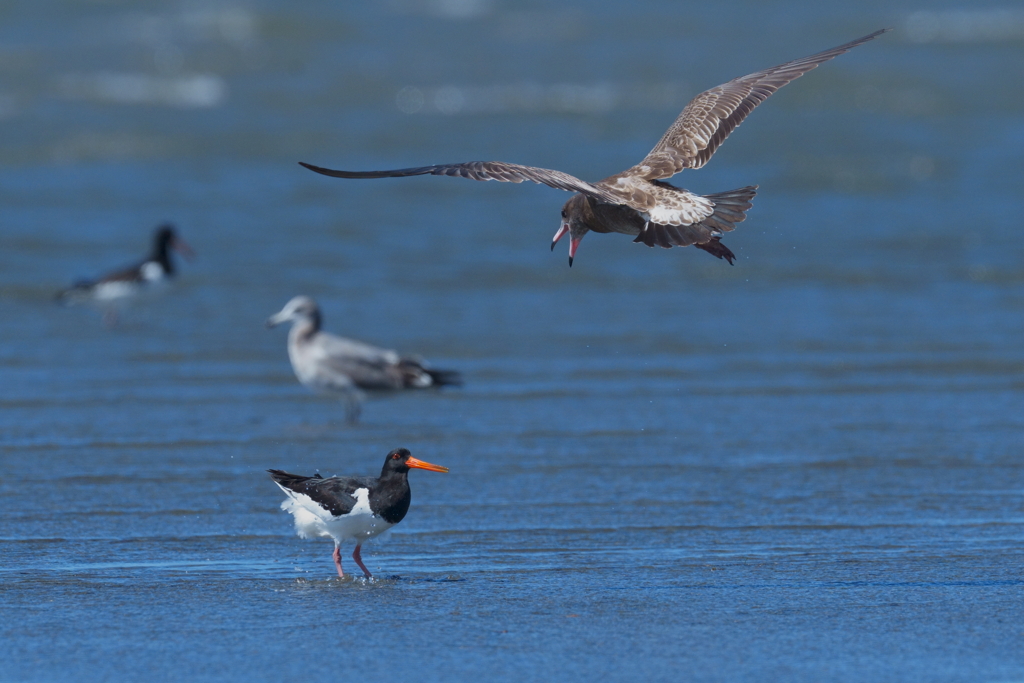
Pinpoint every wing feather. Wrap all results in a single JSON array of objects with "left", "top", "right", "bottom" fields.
[
  {"left": 629, "top": 29, "right": 889, "bottom": 179},
  {"left": 300, "top": 161, "right": 623, "bottom": 204}
]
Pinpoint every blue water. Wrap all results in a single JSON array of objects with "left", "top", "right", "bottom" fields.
[{"left": 2, "top": 2, "right": 1024, "bottom": 681}]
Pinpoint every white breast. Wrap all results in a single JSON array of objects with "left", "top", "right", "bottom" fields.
[
  {"left": 140, "top": 261, "right": 166, "bottom": 281},
  {"left": 91, "top": 280, "right": 141, "bottom": 301}
]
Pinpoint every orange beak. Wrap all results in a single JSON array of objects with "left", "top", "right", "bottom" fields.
[
  {"left": 172, "top": 237, "right": 196, "bottom": 261},
  {"left": 405, "top": 456, "right": 449, "bottom": 473}
]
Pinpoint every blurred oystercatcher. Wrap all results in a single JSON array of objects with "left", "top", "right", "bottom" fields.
[
  {"left": 299, "top": 30, "right": 887, "bottom": 266},
  {"left": 268, "top": 448, "right": 449, "bottom": 578},
  {"left": 56, "top": 223, "right": 194, "bottom": 322},
  {"left": 266, "top": 296, "right": 462, "bottom": 423}
]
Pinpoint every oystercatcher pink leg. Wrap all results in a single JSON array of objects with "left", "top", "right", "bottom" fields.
[
  {"left": 352, "top": 544, "right": 372, "bottom": 578},
  {"left": 332, "top": 544, "right": 345, "bottom": 578}
]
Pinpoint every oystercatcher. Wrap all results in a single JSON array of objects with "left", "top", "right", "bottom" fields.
[
  {"left": 268, "top": 448, "right": 449, "bottom": 578},
  {"left": 299, "top": 29, "right": 887, "bottom": 266},
  {"left": 56, "top": 224, "right": 194, "bottom": 320},
  {"left": 266, "top": 296, "right": 462, "bottom": 422}
]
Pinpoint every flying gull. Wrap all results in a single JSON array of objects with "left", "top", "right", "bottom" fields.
[{"left": 300, "top": 29, "right": 888, "bottom": 266}]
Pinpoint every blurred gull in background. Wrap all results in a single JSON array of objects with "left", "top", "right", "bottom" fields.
[{"left": 266, "top": 295, "right": 462, "bottom": 423}]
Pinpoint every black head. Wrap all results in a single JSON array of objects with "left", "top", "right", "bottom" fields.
[
  {"left": 154, "top": 224, "right": 176, "bottom": 247},
  {"left": 380, "top": 448, "right": 449, "bottom": 476},
  {"left": 151, "top": 223, "right": 194, "bottom": 269}
]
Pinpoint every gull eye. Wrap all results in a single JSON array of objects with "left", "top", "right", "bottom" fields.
[{"left": 560, "top": 210, "right": 567, "bottom": 218}]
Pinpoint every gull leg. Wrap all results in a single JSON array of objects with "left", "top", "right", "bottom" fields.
[
  {"left": 333, "top": 543, "right": 345, "bottom": 578},
  {"left": 352, "top": 544, "right": 372, "bottom": 578},
  {"left": 343, "top": 390, "right": 362, "bottom": 425}
]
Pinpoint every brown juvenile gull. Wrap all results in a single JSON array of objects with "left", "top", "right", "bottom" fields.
[
  {"left": 300, "top": 29, "right": 888, "bottom": 266},
  {"left": 266, "top": 296, "right": 462, "bottom": 422}
]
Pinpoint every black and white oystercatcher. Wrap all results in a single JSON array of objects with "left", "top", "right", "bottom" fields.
[
  {"left": 266, "top": 295, "right": 462, "bottom": 422},
  {"left": 268, "top": 448, "right": 449, "bottom": 578},
  {"left": 300, "top": 30, "right": 887, "bottom": 266},
  {"left": 56, "top": 224, "right": 194, "bottom": 308}
]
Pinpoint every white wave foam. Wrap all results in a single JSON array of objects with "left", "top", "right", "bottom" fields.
[
  {"left": 58, "top": 72, "right": 227, "bottom": 108},
  {"left": 396, "top": 82, "right": 689, "bottom": 115}
]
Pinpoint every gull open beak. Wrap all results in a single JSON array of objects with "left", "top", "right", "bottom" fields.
[
  {"left": 567, "top": 236, "right": 581, "bottom": 267},
  {"left": 551, "top": 223, "right": 569, "bottom": 251},
  {"left": 405, "top": 456, "right": 449, "bottom": 473}
]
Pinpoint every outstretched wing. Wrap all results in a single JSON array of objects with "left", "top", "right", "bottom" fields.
[
  {"left": 299, "top": 161, "right": 624, "bottom": 204},
  {"left": 626, "top": 29, "right": 889, "bottom": 180}
]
